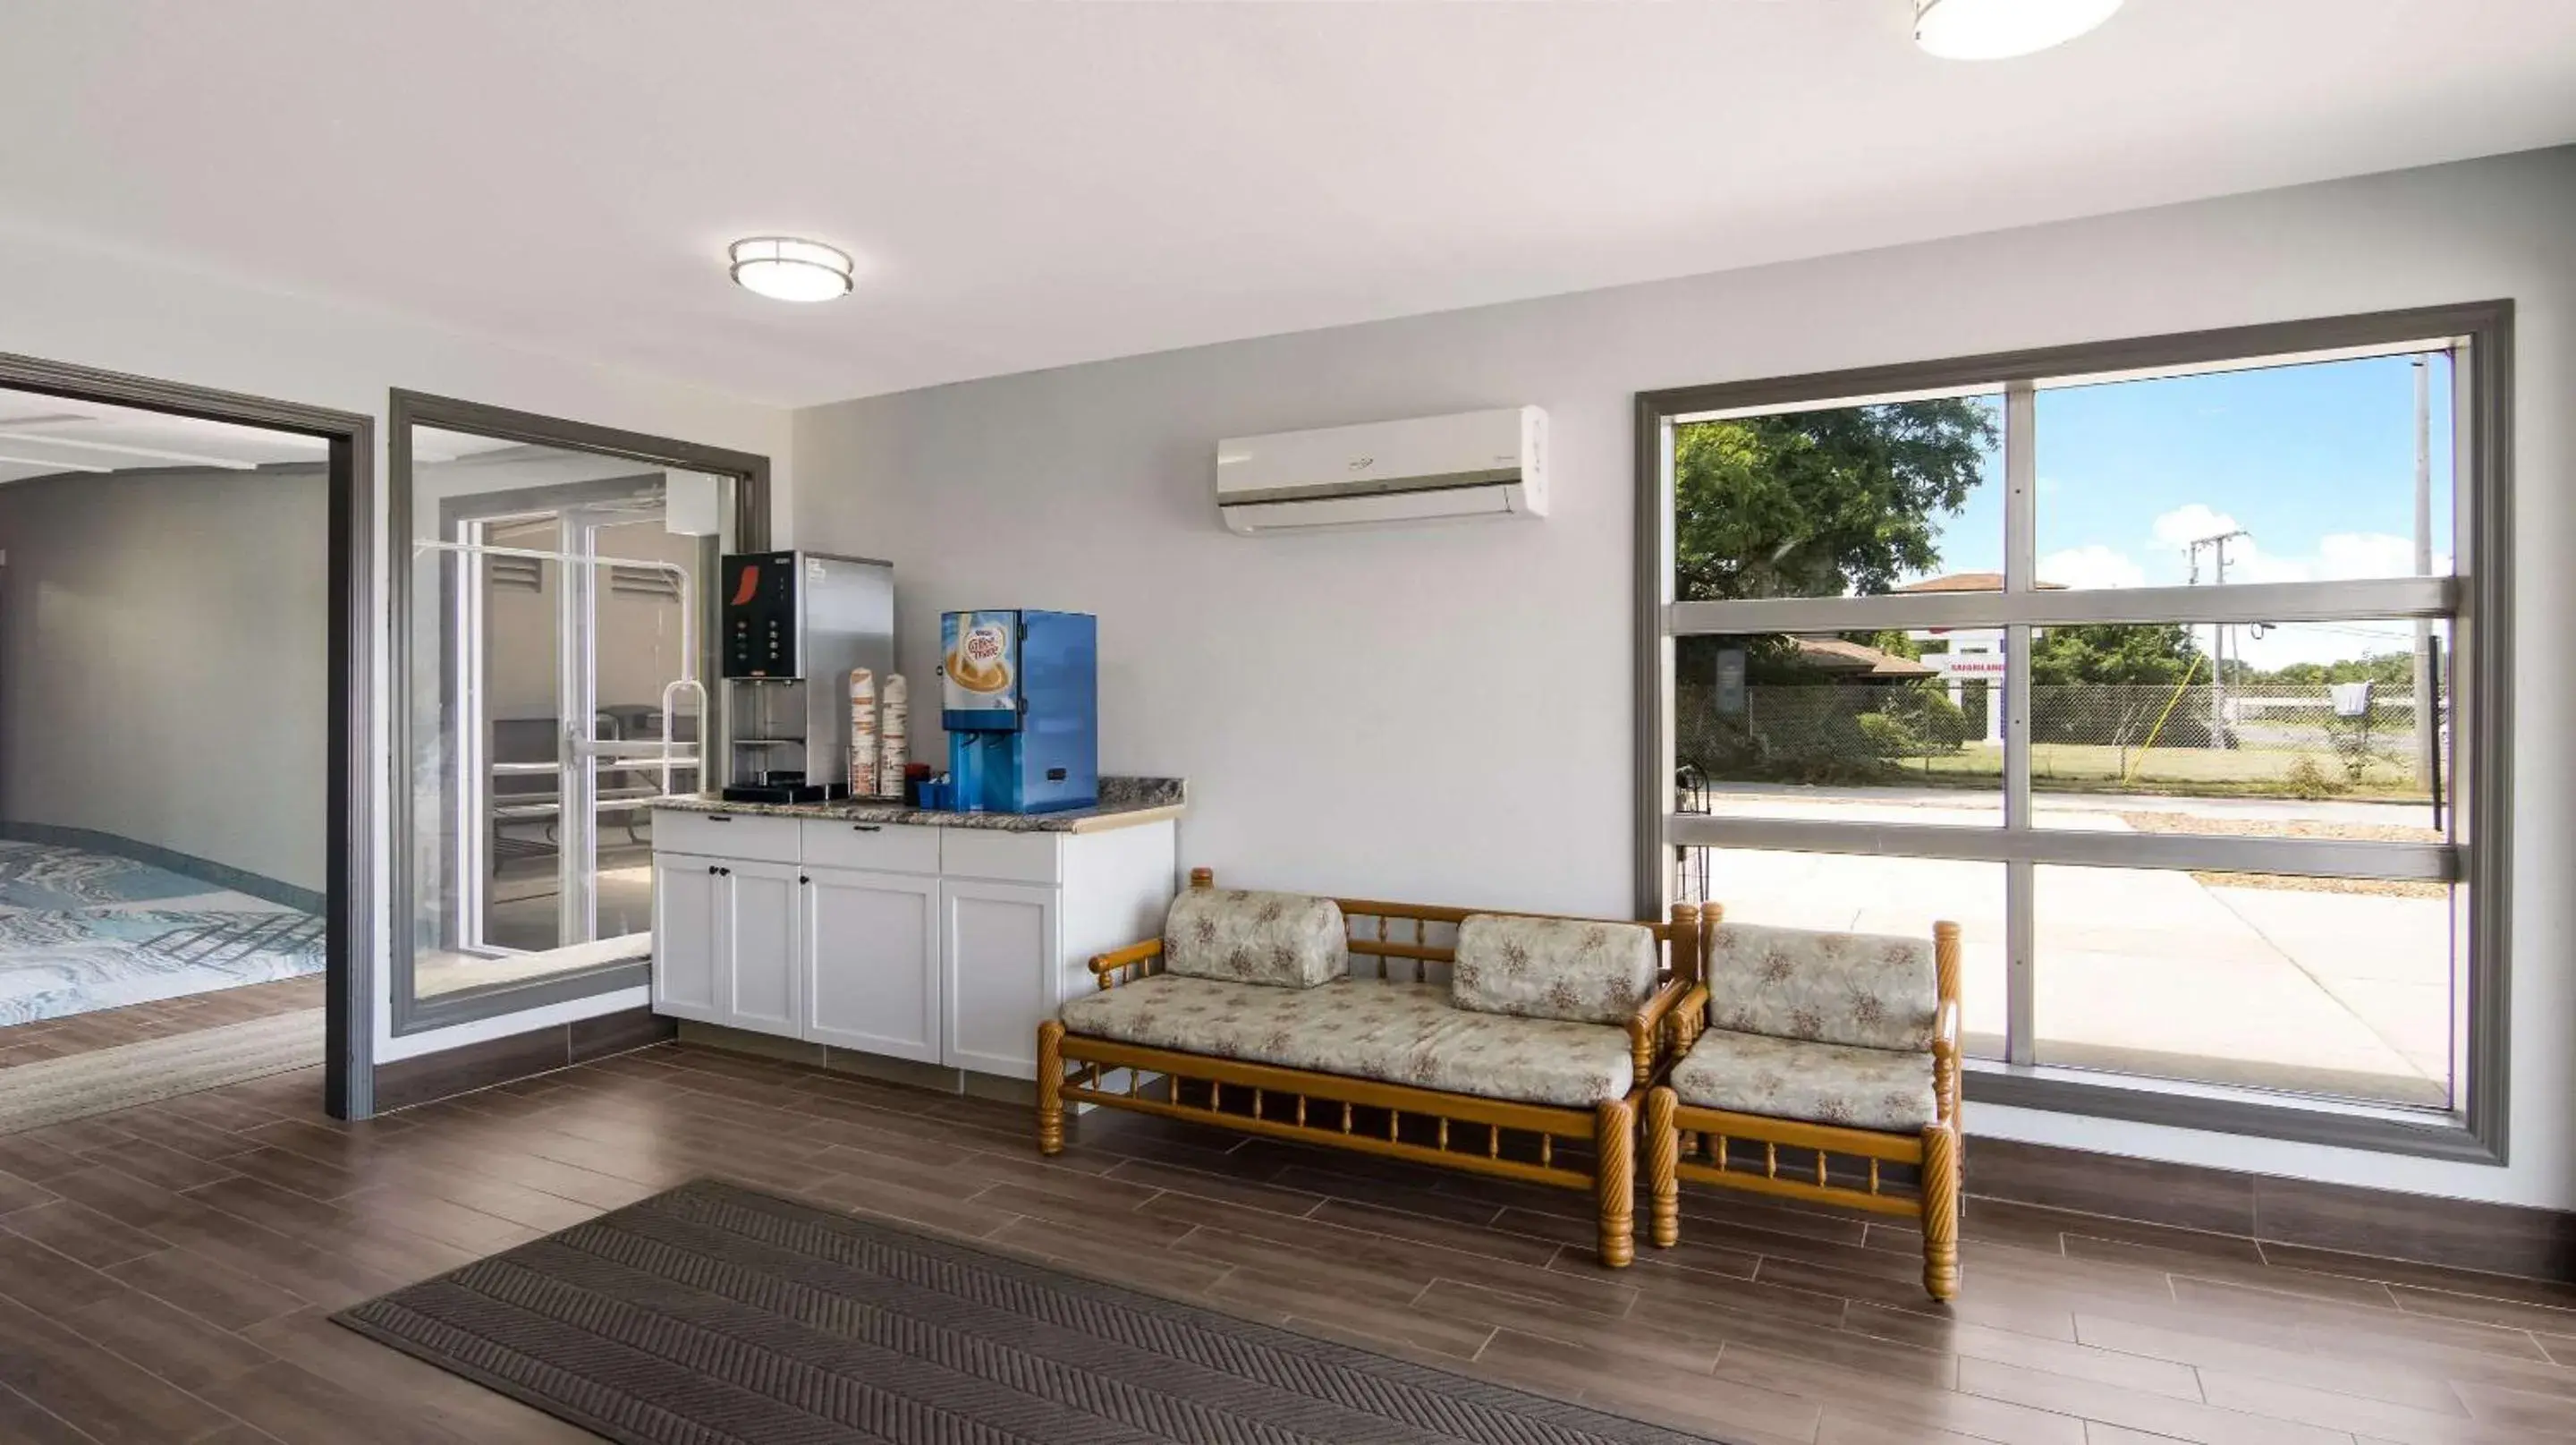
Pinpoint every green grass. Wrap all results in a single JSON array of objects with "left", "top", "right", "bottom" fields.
[{"left": 1901, "top": 743, "right": 2430, "bottom": 801}]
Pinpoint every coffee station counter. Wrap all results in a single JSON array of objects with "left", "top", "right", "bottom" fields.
[{"left": 654, "top": 775, "right": 1184, "bottom": 834}]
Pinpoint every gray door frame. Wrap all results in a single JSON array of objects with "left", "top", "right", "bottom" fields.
[
  {"left": 0, "top": 352, "right": 376, "bottom": 1119},
  {"left": 387, "top": 390, "right": 768, "bottom": 1038}
]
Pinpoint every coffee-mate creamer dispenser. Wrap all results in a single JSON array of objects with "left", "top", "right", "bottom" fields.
[{"left": 939, "top": 610, "right": 1097, "bottom": 813}]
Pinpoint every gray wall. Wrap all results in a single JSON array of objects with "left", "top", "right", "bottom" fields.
[
  {"left": 792, "top": 147, "right": 2576, "bottom": 1211},
  {"left": 0, "top": 464, "right": 327, "bottom": 893}
]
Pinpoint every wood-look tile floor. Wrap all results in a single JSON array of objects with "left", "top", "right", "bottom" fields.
[
  {"left": 0, "top": 974, "right": 324, "bottom": 1072},
  {"left": 0, "top": 1041, "right": 2572, "bottom": 1444}
]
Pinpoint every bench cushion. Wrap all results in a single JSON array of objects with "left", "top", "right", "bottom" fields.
[
  {"left": 1669, "top": 1028, "right": 1937, "bottom": 1133},
  {"left": 1058, "top": 974, "right": 1633, "bottom": 1109},
  {"left": 1163, "top": 888, "right": 1346, "bottom": 989},
  {"left": 1451, "top": 914, "right": 1658, "bottom": 1025},
  {"left": 1704, "top": 923, "right": 1938, "bottom": 1053}
]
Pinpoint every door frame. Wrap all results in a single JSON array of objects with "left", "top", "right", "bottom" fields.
[
  {"left": 0, "top": 351, "right": 376, "bottom": 1119},
  {"left": 387, "top": 390, "right": 769, "bottom": 1036}
]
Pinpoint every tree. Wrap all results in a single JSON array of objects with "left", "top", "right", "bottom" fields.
[
  {"left": 2029, "top": 624, "right": 2202, "bottom": 687},
  {"left": 1672, "top": 401, "right": 1996, "bottom": 602}
]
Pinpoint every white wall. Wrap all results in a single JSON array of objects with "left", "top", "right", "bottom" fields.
[
  {"left": 0, "top": 217, "right": 793, "bottom": 1065},
  {"left": 792, "top": 147, "right": 2576, "bottom": 1211},
  {"left": 0, "top": 464, "right": 326, "bottom": 893}
]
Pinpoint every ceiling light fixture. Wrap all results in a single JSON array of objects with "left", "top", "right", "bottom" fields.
[
  {"left": 728, "top": 236, "right": 855, "bottom": 303},
  {"left": 1914, "top": 0, "right": 2122, "bottom": 60}
]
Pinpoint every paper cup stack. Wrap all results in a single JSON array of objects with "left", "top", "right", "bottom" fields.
[
  {"left": 878, "top": 674, "right": 910, "bottom": 800},
  {"left": 848, "top": 668, "right": 878, "bottom": 796}
]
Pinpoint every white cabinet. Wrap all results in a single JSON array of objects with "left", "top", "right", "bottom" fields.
[
  {"left": 940, "top": 880, "right": 1061, "bottom": 1079},
  {"left": 804, "top": 867, "right": 942, "bottom": 1063},
  {"left": 650, "top": 855, "right": 722, "bottom": 1023},
  {"left": 651, "top": 806, "right": 1174, "bottom": 1084},
  {"left": 720, "top": 860, "right": 802, "bottom": 1035}
]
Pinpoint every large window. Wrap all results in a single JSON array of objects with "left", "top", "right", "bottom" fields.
[{"left": 1640, "top": 305, "right": 2511, "bottom": 1159}]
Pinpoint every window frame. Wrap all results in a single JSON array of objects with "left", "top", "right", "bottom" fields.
[{"left": 1633, "top": 302, "right": 2514, "bottom": 1163}]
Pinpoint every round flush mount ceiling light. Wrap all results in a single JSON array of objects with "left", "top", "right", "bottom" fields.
[
  {"left": 727, "top": 236, "right": 855, "bottom": 302},
  {"left": 1914, "top": 0, "right": 2123, "bottom": 59}
]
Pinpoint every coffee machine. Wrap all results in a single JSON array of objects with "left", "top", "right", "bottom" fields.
[
  {"left": 718, "top": 550, "right": 894, "bottom": 803},
  {"left": 939, "top": 609, "right": 1097, "bottom": 813}
]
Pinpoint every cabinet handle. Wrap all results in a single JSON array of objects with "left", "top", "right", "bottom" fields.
[
  {"left": 799, "top": 875, "right": 810, "bottom": 885},
  {"left": 708, "top": 814, "right": 732, "bottom": 822},
  {"left": 852, "top": 824, "right": 881, "bottom": 833},
  {"left": 706, "top": 864, "right": 717, "bottom": 876}
]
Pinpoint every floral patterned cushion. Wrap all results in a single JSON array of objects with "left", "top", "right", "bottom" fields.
[
  {"left": 1058, "top": 974, "right": 1634, "bottom": 1109},
  {"left": 1670, "top": 1028, "right": 1937, "bottom": 1133},
  {"left": 1162, "top": 888, "right": 1346, "bottom": 989},
  {"left": 1450, "top": 914, "right": 1658, "bottom": 1025},
  {"left": 1703, "top": 922, "right": 1937, "bottom": 1053}
]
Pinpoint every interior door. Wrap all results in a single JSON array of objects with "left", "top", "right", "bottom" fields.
[{"left": 462, "top": 501, "right": 698, "bottom": 956}]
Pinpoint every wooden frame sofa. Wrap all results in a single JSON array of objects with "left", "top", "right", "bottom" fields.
[
  {"left": 1036, "top": 869, "right": 1697, "bottom": 1267},
  {"left": 1646, "top": 910, "right": 1966, "bottom": 1299}
]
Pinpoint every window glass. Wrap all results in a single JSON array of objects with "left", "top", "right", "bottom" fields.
[
  {"left": 1675, "top": 632, "right": 1999, "bottom": 827},
  {"left": 1672, "top": 395, "right": 2003, "bottom": 602},
  {"left": 2032, "top": 864, "right": 2454, "bottom": 1108},
  {"left": 2029, "top": 618, "right": 2451, "bottom": 841},
  {"left": 2035, "top": 353, "right": 2453, "bottom": 591}
]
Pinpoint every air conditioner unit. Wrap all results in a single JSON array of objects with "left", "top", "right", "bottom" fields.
[{"left": 1215, "top": 406, "right": 1547, "bottom": 535}]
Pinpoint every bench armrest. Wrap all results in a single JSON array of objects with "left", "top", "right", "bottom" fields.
[
  {"left": 1930, "top": 998, "right": 1962, "bottom": 1125},
  {"left": 1626, "top": 976, "right": 1693, "bottom": 1084},
  {"left": 1088, "top": 938, "right": 1165, "bottom": 991}
]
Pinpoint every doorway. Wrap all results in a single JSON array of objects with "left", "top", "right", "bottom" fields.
[{"left": 0, "top": 351, "right": 371, "bottom": 1121}]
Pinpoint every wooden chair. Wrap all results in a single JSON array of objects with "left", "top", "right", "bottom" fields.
[{"left": 1646, "top": 910, "right": 1965, "bottom": 1298}]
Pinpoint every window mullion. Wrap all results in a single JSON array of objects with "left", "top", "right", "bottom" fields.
[{"left": 2004, "top": 383, "right": 2038, "bottom": 1063}]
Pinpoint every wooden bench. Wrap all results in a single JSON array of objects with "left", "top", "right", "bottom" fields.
[{"left": 1036, "top": 870, "right": 1698, "bottom": 1266}]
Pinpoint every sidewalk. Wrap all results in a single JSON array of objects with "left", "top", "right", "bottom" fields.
[{"left": 1690, "top": 790, "right": 2450, "bottom": 1106}]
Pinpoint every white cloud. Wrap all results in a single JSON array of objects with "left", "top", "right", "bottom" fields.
[
  {"left": 2037, "top": 545, "right": 2144, "bottom": 591},
  {"left": 2149, "top": 504, "right": 2241, "bottom": 551}
]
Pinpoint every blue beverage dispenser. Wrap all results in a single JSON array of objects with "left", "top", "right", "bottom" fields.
[{"left": 940, "top": 610, "right": 1098, "bottom": 813}]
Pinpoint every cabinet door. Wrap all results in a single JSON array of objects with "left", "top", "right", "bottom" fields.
[
  {"left": 719, "top": 860, "right": 802, "bottom": 1035},
  {"left": 940, "top": 879, "right": 1061, "bottom": 1079},
  {"left": 802, "top": 867, "right": 941, "bottom": 1063},
  {"left": 651, "top": 856, "right": 723, "bottom": 1023}
]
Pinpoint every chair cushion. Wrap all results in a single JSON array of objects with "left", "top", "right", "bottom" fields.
[
  {"left": 1058, "top": 974, "right": 1634, "bottom": 1109},
  {"left": 1450, "top": 914, "right": 1658, "bottom": 1025},
  {"left": 1703, "top": 923, "right": 1938, "bottom": 1053},
  {"left": 1669, "top": 1028, "right": 1937, "bottom": 1133},
  {"left": 1162, "top": 888, "right": 1346, "bottom": 989}
]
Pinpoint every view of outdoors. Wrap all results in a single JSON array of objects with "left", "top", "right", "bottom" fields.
[{"left": 1670, "top": 352, "right": 2461, "bottom": 1109}]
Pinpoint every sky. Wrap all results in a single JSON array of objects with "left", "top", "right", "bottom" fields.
[{"left": 1922, "top": 351, "right": 2453, "bottom": 671}]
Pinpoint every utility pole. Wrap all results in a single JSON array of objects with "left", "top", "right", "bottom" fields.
[
  {"left": 2412, "top": 355, "right": 2437, "bottom": 791},
  {"left": 2188, "top": 529, "right": 2249, "bottom": 750}
]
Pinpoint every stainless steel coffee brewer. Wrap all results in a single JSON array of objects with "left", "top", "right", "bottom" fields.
[{"left": 717, "top": 550, "right": 894, "bottom": 803}]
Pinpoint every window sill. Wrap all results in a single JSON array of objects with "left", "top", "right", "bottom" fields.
[{"left": 1964, "top": 1060, "right": 2501, "bottom": 1165}]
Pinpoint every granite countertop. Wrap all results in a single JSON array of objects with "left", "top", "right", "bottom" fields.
[{"left": 654, "top": 776, "right": 1185, "bottom": 834}]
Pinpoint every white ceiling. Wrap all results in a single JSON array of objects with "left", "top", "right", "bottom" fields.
[
  {"left": 0, "top": 391, "right": 324, "bottom": 486},
  {"left": 1, "top": 1, "right": 2570, "bottom": 409}
]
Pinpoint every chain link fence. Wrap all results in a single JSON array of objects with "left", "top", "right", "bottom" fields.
[{"left": 1678, "top": 682, "right": 2437, "bottom": 796}]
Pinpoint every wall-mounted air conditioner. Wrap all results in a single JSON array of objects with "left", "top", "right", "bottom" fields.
[{"left": 1215, "top": 406, "right": 1546, "bottom": 535}]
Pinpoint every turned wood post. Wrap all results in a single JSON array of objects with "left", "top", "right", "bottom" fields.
[
  {"left": 1668, "top": 900, "right": 1700, "bottom": 988},
  {"left": 1189, "top": 866, "right": 1214, "bottom": 889},
  {"left": 1595, "top": 1097, "right": 1636, "bottom": 1269},
  {"left": 1921, "top": 1120, "right": 1961, "bottom": 1301},
  {"left": 1036, "top": 1020, "right": 1066, "bottom": 1156},
  {"left": 1645, "top": 1086, "right": 1679, "bottom": 1249}
]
